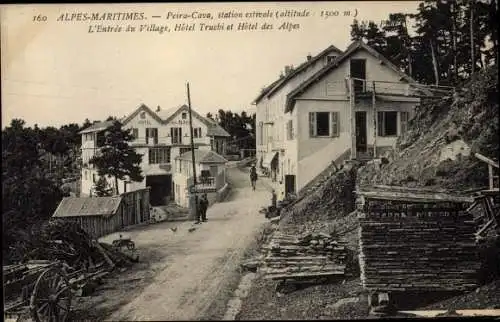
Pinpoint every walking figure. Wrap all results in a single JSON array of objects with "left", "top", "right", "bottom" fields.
[
  {"left": 250, "top": 165, "right": 258, "bottom": 191},
  {"left": 199, "top": 193, "right": 209, "bottom": 222}
]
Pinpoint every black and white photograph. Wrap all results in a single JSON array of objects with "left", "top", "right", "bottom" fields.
[{"left": 1, "top": 1, "right": 499, "bottom": 320}]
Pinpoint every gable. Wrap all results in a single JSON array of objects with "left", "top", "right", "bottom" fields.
[
  {"left": 301, "top": 49, "right": 410, "bottom": 99},
  {"left": 253, "top": 45, "right": 343, "bottom": 104},
  {"left": 164, "top": 105, "right": 211, "bottom": 128},
  {"left": 285, "top": 41, "right": 425, "bottom": 113},
  {"left": 121, "top": 104, "right": 164, "bottom": 127},
  {"left": 168, "top": 107, "right": 207, "bottom": 129}
]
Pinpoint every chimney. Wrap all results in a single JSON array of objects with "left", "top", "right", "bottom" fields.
[
  {"left": 306, "top": 54, "right": 312, "bottom": 61},
  {"left": 284, "top": 65, "right": 293, "bottom": 75},
  {"left": 156, "top": 105, "right": 161, "bottom": 112}
]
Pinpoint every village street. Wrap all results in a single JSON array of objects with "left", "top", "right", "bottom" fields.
[{"left": 97, "top": 165, "right": 270, "bottom": 321}]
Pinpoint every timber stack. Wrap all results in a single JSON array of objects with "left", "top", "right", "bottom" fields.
[
  {"left": 357, "top": 187, "right": 480, "bottom": 292},
  {"left": 259, "top": 231, "right": 347, "bottom": 279}
]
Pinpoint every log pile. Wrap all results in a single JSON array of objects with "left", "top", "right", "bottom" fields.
[
  {"left": 259, "top": 232, "right": 347, "bottom": 280},
  {"left": 4, "top": 219, "right": 139, "bottom": 300},
  {"left": 358, "top": 196, "right": 480, "bottom": 292},
  {"left": 22, "top": 219, "right": 138, "bottom": 271}
]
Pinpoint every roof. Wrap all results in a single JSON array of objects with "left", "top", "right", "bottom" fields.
[
  {"left": 285, "top": 40, "right": 429, "bottom": 113},
  {"left": 253, "top": 44, "right": 343, "bottom": 104},
  {"left": 176, "top": 149, "right": 228, "bottom": 164},
  {"left": 206, "top": 118, "right": 231, "bottom": 137},
  {"left": 121, "top": 104, "right": 164, "bottom": 126},
  {"left": 52, "top": 196, "right": 123, "bottom": 218},
  {"left": 112, "top": 104, "right": 230, "bottom": 137},
  {"left": 79, "top": 120, "right": 115, "bottom": 134}
]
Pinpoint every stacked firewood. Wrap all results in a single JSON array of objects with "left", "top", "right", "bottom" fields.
[
  {"left": 6, "top": 219, "right": 139, "bottom": 297},
  {"left": 259, "top": 232, "right": 347, "bottom": 279},
  {"left": 359, "top": 199, "right": 480, "bottom": 292}
]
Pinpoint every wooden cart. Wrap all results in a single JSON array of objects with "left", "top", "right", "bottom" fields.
[{"left": 4, "top": 261, "right": 73, "bottom": 322}]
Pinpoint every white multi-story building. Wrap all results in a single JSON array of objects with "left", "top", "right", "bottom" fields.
[
  {"left": 254, "top": 41, "right": 434, "bottom": 196},
  {"left": 80, "top": 104, "right": 230, "bottom": 206}
]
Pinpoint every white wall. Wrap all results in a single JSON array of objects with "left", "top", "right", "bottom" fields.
[
  {"left": 255, "top": 48, "right": 342, "bottom": 172},
  {"left": 290, "top": 47, "right": 421, "bottom": 192}
]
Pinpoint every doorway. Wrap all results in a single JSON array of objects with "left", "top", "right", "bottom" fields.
[
  {"left": 350, "top": 59, "right": 366, "bottom": 93},
  {"left": 285, "top": 175, "right": 296, "bottom": 196},
  {"left": 146, "top": 174, "right": 172, "bottom": 206},
  {"left": 355, "top": 111, "right": 367, "bottom": 153}
]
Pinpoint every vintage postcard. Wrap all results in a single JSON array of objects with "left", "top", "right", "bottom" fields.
[{"left": 2, "top": 1, "right": 499, "bottom": 321}]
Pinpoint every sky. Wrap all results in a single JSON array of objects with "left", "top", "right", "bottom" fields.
[{"left": 1, "top": 1, "right": 421, "bottom": 128}]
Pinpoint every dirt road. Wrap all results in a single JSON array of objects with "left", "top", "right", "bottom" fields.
[{"left": 102, "top": 166, "right": 269, "bottom": 321}]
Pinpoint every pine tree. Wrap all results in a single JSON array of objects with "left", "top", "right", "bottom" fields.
[
  {"left": 89, "top": 121, "right": 143, "bottom": 195},
  {"left": 94, "top": 176, "right": 112, "bottom": 197}
]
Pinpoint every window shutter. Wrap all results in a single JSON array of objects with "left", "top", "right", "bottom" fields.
[
  {"left": 377, "top": 112, "right": 384, "bottom": 137},
  {"left": 309, "top": 112, "right": 316, "bottom": 137},
  {"left": 330, "top": 112, "right": 339, "bottom": 137},
  {"left": 400, "top": 111, "right": 408, "bottom": 135}
]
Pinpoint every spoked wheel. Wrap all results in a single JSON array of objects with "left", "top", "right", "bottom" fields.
[
  {"left": 126, "top": 241, "right": 135, "bottom": 250},
  {"left": 30, "top": 266, "right": 72, "bottom": 322}
]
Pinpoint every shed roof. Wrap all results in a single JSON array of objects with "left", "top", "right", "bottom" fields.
[
  {"left": 78, "top": 120, "right": 115, "bottom": 134},
  {"left": 176, "top": 149, "right": 228, "bottom": 164},
  {"left": 52, "top": 196, "right": 123, "bottom": 218}
]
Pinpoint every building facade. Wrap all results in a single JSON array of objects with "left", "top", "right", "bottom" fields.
[
  {"left": 254, "top": 45, "right": 343, "bottom": 187},
  {"left": 173, "top": 148, "right": 228, "bottom": 208},
  {"left": 80, "top": 104, "right": 230, "bottom": 206},
  {"left": 254, "top": 41, "right": 434, "bottom": 196}
]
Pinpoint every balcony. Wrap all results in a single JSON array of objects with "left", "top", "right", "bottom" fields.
[{"left": 190, "top": 176, "right": 216, "bottom": 193}]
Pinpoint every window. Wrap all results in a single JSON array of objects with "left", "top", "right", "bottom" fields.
[
  {"left": 286, "top": 120, "right": 294, "bottom": 140},
  {"left": 146, "top": 128, "right": 158, "bottom": 144},
  {"left": 193, "top": 127, "right": 202, "bottom": 138},
  {"left": 148, "top": 147, "right": 171, "bottom": 164},
  {"left": 140, "top": 111, "right": 146, "bottom": 119},
  {"left": 171, "top": 127, "right": 182, "bottom": 144},
  {"left": 182, "top": 112, "right": 187, "bottom": 120},
  {"left": 400, "top": 111, "right": 409, "bottom": 134},
  {"left": 131, "top": 128, "right": 139, "bottom": 139},
  {"left": 92, "top": 173, "right": 97, "bottom": 183},
  {"left": 258, "top": 122, "right": 264, "bottom": 145},
  {"left": 84, "top": 170, "right": 88, "bottom": 180},
  {"left": 326, "top": 55, "right": 337, "bottom": 63},
  {"left": 377, "top": 111, "right": 398, "bottom": 136},
  {"left": 180, "top": 147, "right": 196, "bottom": 155},
  {"left": 309, "top": 112, "right": 340, "bottom": 137}
]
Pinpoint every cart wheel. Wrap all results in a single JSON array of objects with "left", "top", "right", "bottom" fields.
[
  {"left": 127, "top": 241, "right": 135, "bottom": 250},
  {"left": 30, "top": 266, "right": 72, "bottom": 322}
]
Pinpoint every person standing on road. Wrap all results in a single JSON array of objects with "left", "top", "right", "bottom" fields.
[
  {"left": 250, "top": 165, "right": 258, "bottom": 191},
  {"left": 199, "top": 193, "right": 209, "bottom": 222}
]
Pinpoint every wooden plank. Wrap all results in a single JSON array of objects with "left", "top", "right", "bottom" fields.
[
  {"left": 475, "top": 153, "right": 499, "bottom": 168},
  {"left": 263, "top": 271, "right": 345, "bottom": 280},
  {"left": 357, "top": 190, "right": 473, "bottom": 203},
  {"left": 476, "top": 219, "right": 495, "bottom": 236}
]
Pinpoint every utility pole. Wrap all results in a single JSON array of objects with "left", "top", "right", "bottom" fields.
[
  {"left": 186, "top": 82, "right": 198, "bottom": 222},
  {"left": 470, "top": 0, "right": 475, "bottom": 75}
]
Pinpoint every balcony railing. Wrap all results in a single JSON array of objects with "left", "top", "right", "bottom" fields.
[{"left": 190, "top": 176, "right": 216, "bottom": 193}]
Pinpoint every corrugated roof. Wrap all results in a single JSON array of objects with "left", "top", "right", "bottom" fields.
[
  {"left": 79, "top": 120, "right": 115, "bottom": 134},
  {"left": 52, "top": 196, "right": 123, "bottom": 218},
  {"left": 176, "top": 149, "right": 228, "bottom": 163}
]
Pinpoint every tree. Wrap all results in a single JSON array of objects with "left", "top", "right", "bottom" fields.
[
  {"left": 2, "top": 119, "right": 64, "bottom": 261},
  {"left": 89, "top": 121, "right": 143, "bottom": 195},
  {"left": 94, "top": 176, "right": 112, "bottom": 197}
]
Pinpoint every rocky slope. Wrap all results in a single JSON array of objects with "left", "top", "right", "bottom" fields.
[{"left": 358, "top": 65, "right": 498, "bottom": 190}]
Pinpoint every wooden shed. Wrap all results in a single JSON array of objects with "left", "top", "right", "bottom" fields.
[{"left": 52, "top": 188, "right": 150, "bottom": 239}]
